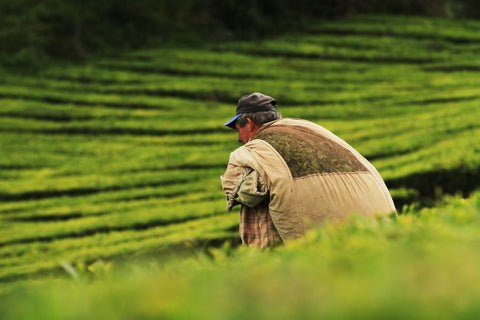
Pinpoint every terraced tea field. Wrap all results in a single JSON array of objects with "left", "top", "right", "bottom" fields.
[{"left": 1, "top": 15, "right": 480, "bottom": 291}]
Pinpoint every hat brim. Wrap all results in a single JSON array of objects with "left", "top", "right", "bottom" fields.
[{"left": 224, "top": 114, "right": 241, "bottom": 129}]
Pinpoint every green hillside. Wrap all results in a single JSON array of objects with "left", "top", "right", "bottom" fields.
[{"left": 1, "top": 14, "right": 480, "bottom": 299}]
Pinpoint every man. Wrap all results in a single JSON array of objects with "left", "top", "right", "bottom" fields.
[{"left": 221, "top": 92, "right": 396, "bottom": 248}]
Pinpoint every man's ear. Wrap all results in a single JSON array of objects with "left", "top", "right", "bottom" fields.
[
  {"left": 246, "top": 118, "right": 260, "bottom": 133},
  {"left": 245, "top": 118, "right": 254, "bottom": 131}
]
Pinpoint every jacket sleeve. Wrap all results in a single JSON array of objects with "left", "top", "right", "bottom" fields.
[{"left": 220, "top": 163, "right": 268, "bottom": 211}]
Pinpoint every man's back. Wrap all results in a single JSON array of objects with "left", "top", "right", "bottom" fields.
[{"left": 227, "top": 118, "right": 396, "bottom": 240}]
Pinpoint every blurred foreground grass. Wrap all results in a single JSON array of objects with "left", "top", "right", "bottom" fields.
[{"left": 1, "top": 191, "right": 479, "bottom": 319}]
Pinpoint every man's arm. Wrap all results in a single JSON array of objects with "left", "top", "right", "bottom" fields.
[{"left": 220, "top": 163, "right": 268, "bottom": 211}]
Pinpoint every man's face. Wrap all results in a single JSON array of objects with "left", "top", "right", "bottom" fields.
[
  {"left": 234, "top": 117, "right": 261, "bottom": 145},
  {"left": 235, "top": 122, "right": 250, "bottom": 144}
]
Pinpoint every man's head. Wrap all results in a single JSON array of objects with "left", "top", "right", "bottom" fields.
[{"left": 224, "top": 92, "right": 281, "bottom": 144}]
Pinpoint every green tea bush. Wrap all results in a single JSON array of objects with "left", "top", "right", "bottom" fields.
[{"left": 0, "top": 192, "right": 479, "bottom": 319}]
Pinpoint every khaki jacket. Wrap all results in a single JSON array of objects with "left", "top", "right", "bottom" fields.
[{"left": 221, "top": 118, "right": 396, "bottom": 241}]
